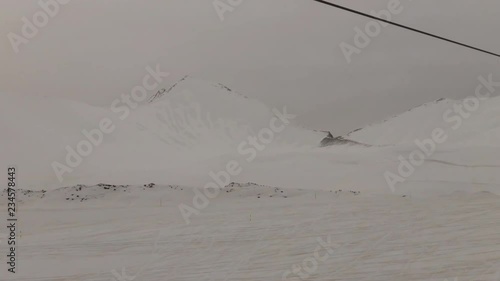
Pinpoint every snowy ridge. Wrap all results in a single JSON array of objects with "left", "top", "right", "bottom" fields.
[
  {"left": 0, "top": 182, "right": 343, "bottom": 206},
  {"left": 147, "top": 75, "right": 188, "bottom": 103},
  {"left": 345, "top": 96, "right": 500, "bottom": 146},
  {"left": 0, "top": 182, "right": 366, "bottom": 209}
]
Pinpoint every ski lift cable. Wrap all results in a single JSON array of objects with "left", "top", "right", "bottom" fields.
[{"left": 310, "top": 0, "right": 500, "bottom": 59}]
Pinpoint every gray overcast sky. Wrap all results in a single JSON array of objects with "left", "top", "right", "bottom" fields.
[{"left": 1, "top": 0, "right": 500, "bottom": 134}]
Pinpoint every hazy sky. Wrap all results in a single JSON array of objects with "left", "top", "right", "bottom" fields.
[{"left": 2, "top": 0, "right": 500, "bottom": 134}]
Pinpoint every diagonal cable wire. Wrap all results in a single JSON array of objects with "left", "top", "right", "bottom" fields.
[{"left": 310, "top": 0, "right": 500, "bottom": 59}]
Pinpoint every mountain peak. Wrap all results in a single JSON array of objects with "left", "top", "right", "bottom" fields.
[{"left": 148, "top": 76, "right": 248, "bottom": 103}]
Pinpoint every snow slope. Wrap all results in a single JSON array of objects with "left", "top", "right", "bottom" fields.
[
  {"left": 345, "top": 97, "right": 500, "bottom": 147},
  {"left": 1, "top": 184, "right": 500, "bottom": 281},
  {"left": 131, "top": 77, "right": 327, "bottom": 150}
]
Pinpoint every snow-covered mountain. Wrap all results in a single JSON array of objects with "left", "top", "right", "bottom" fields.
[
  {"left": 132, "top": 76, "right": 328, "bottom": 150},
  {"left": 1, "top": 79, "right": 500, "bottom": 196},
  {"left": 0, "top": 78, "right": 327, "bottom": 190}
]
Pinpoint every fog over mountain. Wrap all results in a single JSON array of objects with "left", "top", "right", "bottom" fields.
[{"left": 2, "top": 0, "right": 500, "bottom": 134}]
